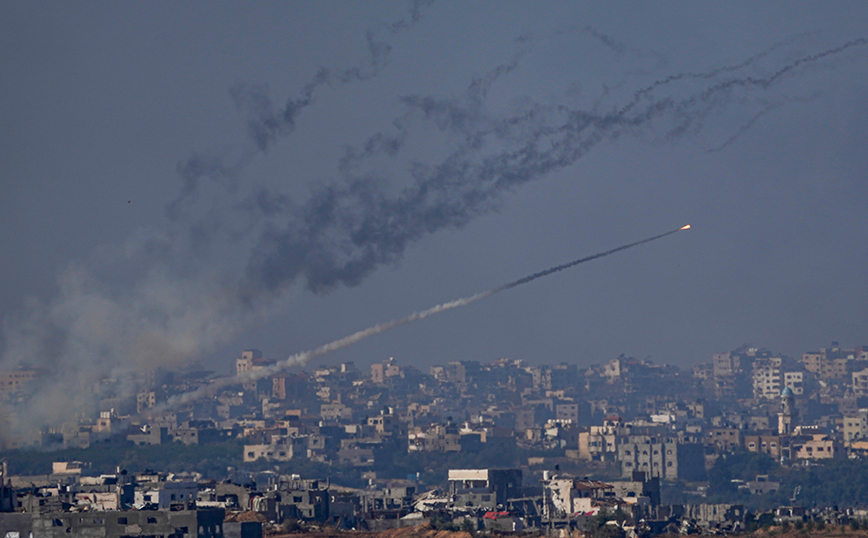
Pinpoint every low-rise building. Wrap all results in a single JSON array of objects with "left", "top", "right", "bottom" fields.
[
  {"left": 135, "top": 481, "right": 198, "bottom": 509},
  {"left": 703, "top": 428, "right": 742, "bottom": 452},
  {"left": 408, "top": 424, "right": 461, "bottom": 452},
  {"left": 744, "top": 434, "right": 783, "bottom": 458},
  {"left": 447, "top": 469, "right": 523, "bottom": 508},
  {"left": 795, "top": 434, "right": 842, "bottom": 460}
]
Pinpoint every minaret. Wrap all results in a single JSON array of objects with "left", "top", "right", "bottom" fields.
[{"left": 778, "top": 387, "right": 797, "bottom": 435}]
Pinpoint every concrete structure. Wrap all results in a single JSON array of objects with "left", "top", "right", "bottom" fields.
[
  {"left": 853, "top": 368, "right": 868, "bottom": 397},
  {"left": 135, "top": 481, "right": 198, "bottom": 509},
  {"left": 703, "top": 428, "right": 741, "bottom": 452},
  {"left": 744, "top": 475, "right": 780, "bottom": 495},
  {"left": 24, "top": 508, "right": 225, "bottom": 538},
  {"left": 843, "top": 409, "right": 868, "bottom": 445},
  {"left": 610, "top": 473, "right": 661, "bottom": 507},
  {"left": 371, "top": 358, "right": 403, "bottom": 384},
  {"left": 243, "top": 436, "right": 307, "bottom": 462},
  {"left": 408, "top": 425, "right": 461, "bottom": 452},
  {"left": 795, "top": 434, "right": 842, "bottom": 460},
  {"left": 752, "top": 357, "right": 802, "bottom": 401},
  {"left": 545, "top": 477, "right": 613, "bottom": 517},
  {"left": 555, "top": 403, "right": 580, "bottom": 423},
  {"left": 802, "top": 343, "right": 854, "bottom": 380},
  {"left": 447, "top": 469, "right": 523, "bottom": 508},
  {"left": 0, "top": 368, "right": 41, "bottom": 398},
  {"left": 617, "top": 439, "right": 705, "bottom": 481}
]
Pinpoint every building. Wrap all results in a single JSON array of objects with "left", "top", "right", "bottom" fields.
[
  {"left": 703, "top": 428, "right": 742, "bottom": 452},
  {"left": 545, "top": 477, "right": 614, "bottom": 517},
  {"left": 795, "top": 434, "right": 842, "bottom": 460},
  {"left": 555, "top": 402, "right": 582, "bottom": 423},
  {"left": 135, "top": 481, "right": 198, "bottom": 509},
  {"left": 22, "top": 509, "right": 227, "bottom": 538},
  {"left": 609, "top": 473, "right": 661, "bottom": 507},
  {"left": 243, "top": 436, "right": 308, "bottom": 462},
  {"left": 751, "top": 357, "right": 802, "bottom": 401},
  {"left": 371, "top": 358, "right": 403, "bottom": 383},
  {"left": 842, "top": 409, "right": 868, "bottom": 445},
  {"left": 853, "top": 368, "right": 868, "bottom": 397},
  {"left": 617, "top": 438, "right": 705, "bottom": 481},
  {"left": 744, "top": 475, "right": 780, "bottom": 495},
  {"left": 447, "top": 469, "right": 523, "bottom": 508},
  {"left": 802, "top": 343, "right": 857, "bottom": 380},
  {"left": 408, "top": 424, "right": 461, "bottom": 452},
  {"left": 744, "top": 434, "right": 784, "bottom": 458},
  {"left": 783, "top": 371, "right": 804, "bottom": 396},
  {"left": 235, "top": 350, "right": 277, "bottom": 393}
]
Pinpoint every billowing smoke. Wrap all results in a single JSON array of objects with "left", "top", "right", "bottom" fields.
[{"left": 0, "top": 6, "right": 864, "bottom": 444}]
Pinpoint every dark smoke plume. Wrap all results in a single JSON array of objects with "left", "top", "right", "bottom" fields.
[
  {"left": 232, "top": 0, "right": 436, "bottom": 153},
  {"left": 238, "top": 38, "right": 867, "bottom": 299}
]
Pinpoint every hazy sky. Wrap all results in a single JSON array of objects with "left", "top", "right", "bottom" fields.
[{"left": 2, "top": 1, "right": 867, "bottom": 383}]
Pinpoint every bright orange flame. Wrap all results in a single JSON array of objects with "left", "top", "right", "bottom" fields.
[{"left": 680, "top": 224, "right": 691, "bottom": 230}]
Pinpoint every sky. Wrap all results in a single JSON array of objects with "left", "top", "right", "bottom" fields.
[{"left": 2, "top": 1, "right": 868, "bottom": 404}]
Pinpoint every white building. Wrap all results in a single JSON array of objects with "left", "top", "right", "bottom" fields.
[{"left": 135, "top": 481, "right": 198, "bottom": 509}]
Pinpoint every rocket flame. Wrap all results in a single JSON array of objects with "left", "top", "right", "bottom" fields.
[{"left": 681, "top": 224, "right": 691, "bottom": 230}]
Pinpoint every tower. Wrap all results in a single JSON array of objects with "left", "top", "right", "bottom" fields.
[{"left": 778, "top": 386, "right": 797, "bottom": 435}]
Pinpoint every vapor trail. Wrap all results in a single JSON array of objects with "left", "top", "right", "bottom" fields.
[{"left": 165, "top": 224, "right": 690, "bottom": 407}]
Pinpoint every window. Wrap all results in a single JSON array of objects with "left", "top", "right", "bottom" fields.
[
  {"left": 118, "top": 517, "right": 128, "bottom": 524},
  {"left": 294, "top": 496, "right": 303, "bottom": 503},
  {"left": 147, "top": 517, "right": 158, "bottom": 524}
]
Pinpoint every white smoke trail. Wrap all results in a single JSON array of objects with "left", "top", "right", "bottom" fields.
[
  {"left": 162, "top": 224, "right": 690, "bottom": 409},
  {"left": 164, "top": 290, "right": 493, "bottom": 407}
]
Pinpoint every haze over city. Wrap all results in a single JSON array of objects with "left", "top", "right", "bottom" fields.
[{"left": 2, "top": 1, "right": 867, "bottom": 391}]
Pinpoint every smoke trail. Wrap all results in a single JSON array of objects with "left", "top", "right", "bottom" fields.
[
  {"left": 166, "top": 1, "right": 436, "bottom": 220},
  {"left": 493, "top": 226, "right": 688, "bottom": 292},
  {"left": 165, "top": 225, "right": 689, "bottom": 407},
  {"left": 231, "top": 0, "right": 436, "bottom": 154},
  {"left": 237, "top": 37, "right": 866, "bottom": 298}
]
